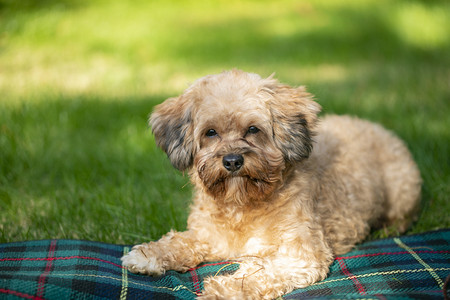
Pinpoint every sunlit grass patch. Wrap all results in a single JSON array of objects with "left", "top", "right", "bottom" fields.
[{"left": 391, "top": 2, "right": 450, "bottom": 50}]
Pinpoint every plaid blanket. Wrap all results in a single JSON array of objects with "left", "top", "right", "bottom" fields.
[{"left": 1, "top": 229, "right": 449, "bottom": 299}]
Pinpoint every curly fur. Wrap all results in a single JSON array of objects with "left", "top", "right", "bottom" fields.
[{"left": 122, "top": 69, "right": 422, "bottom": 299}]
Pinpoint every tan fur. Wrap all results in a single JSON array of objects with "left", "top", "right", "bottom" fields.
[{"left": 121, "top": 70, "right": 422, "bottom": 299}]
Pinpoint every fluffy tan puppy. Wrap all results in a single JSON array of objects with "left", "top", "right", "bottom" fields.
[{"left": 121, "top": 69, "right": 422, "bottom": 299}]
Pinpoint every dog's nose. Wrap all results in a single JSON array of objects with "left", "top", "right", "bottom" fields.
[{"left": 223, "top": 154, "right": 244, "bottom": 172}]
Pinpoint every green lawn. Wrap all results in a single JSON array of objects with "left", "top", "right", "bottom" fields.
[{"left": 0, "top": 0, "right": 449, "bottom": 244}]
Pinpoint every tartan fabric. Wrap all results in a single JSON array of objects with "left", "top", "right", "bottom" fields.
[{"left": 0, "top": 229, "right": 448, "bottom": 299}]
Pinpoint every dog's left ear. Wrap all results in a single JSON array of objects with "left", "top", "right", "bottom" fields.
[
  {"left": 266, "top": 82, "right": 321, "bottom": 163},
  {"left": 149, "top": 95, "right": 195, "bottom": 171}
]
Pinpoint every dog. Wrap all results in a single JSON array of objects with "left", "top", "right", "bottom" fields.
[{"left": 121, "top": 69, "right": 422, "bottom": 299}]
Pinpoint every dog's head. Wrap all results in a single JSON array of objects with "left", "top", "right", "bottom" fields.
[{"left": 150, "top": 70, "right": 321, "bottom": 205}]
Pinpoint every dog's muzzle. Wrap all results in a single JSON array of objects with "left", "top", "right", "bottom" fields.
[{"left": 222, "top": 154, "right": 244, "bottom": 172}]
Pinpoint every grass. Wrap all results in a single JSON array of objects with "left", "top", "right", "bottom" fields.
[{"left": 0, "top": 0, "right": 449, "bottom": 244}]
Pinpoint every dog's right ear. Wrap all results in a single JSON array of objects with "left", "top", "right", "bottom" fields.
[{"left": 149, "top": 95, "right": 195, "bottom": 171}]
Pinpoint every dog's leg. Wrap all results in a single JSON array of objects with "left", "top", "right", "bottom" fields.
[
  {"left": 121, "top": 230, "right": 210, "bottom": 275},
  {"left": 200, "top": 229, "right": 333, "bottom": 299},
  {"left": 200, "top": 256, "right": 331, "bottom": 299}
]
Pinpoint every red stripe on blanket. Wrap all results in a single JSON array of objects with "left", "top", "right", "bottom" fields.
[
  {"left": 36, "top": 239, "right": 57, "bottom": 297},
  {"left": 0, "top": 288, "right": 45, "bottom": 300},
  {"left": 337, "top": 258, "right": 366, "bottom": 295},
  {"left": 189, "top": 269, "right": 202, "bottom": 295}
]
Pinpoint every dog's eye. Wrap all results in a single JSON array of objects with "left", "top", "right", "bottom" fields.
[
  {"left": 205, "top": 129, "right": 218, "bottom": 137},
  {"left": 247, "top": 126, "right": 260, "bottom": 134}
]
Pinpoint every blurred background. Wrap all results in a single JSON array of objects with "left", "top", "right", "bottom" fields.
[{"left": 0, "top": 0, "right": 449, "bottom": 243}]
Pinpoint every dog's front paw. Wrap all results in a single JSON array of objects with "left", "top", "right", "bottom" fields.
[
  {"left": 199, "top": 264, "right": 287, "bottom": 300},
  {"left": 121, "top": 243, "right": 165, "bottom": 276},
  {"left": 200, "top": 275, "right": 274, "bottom": 300},
  {"left": 199, "top": 276, "right": 244, "bottom": 300}
]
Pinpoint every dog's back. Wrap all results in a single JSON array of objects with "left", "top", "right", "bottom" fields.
[{"left": 308, "top": 115, "right": 421, "bottom": 254}]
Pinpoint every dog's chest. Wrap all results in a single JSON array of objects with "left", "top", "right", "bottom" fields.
[
  {"left": 209, "top": 221, "right": 278, "bottom": 258},
  {"left": 242, "top": 237, "right": 271, "bottom": 255},
  {"left": 191, "top": 200, "right": 284, "bottom": 258}
]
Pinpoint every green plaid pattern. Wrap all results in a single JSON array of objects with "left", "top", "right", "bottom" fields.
[{"left": 1, "top": 229, "right": 449, "bottom": 299}]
